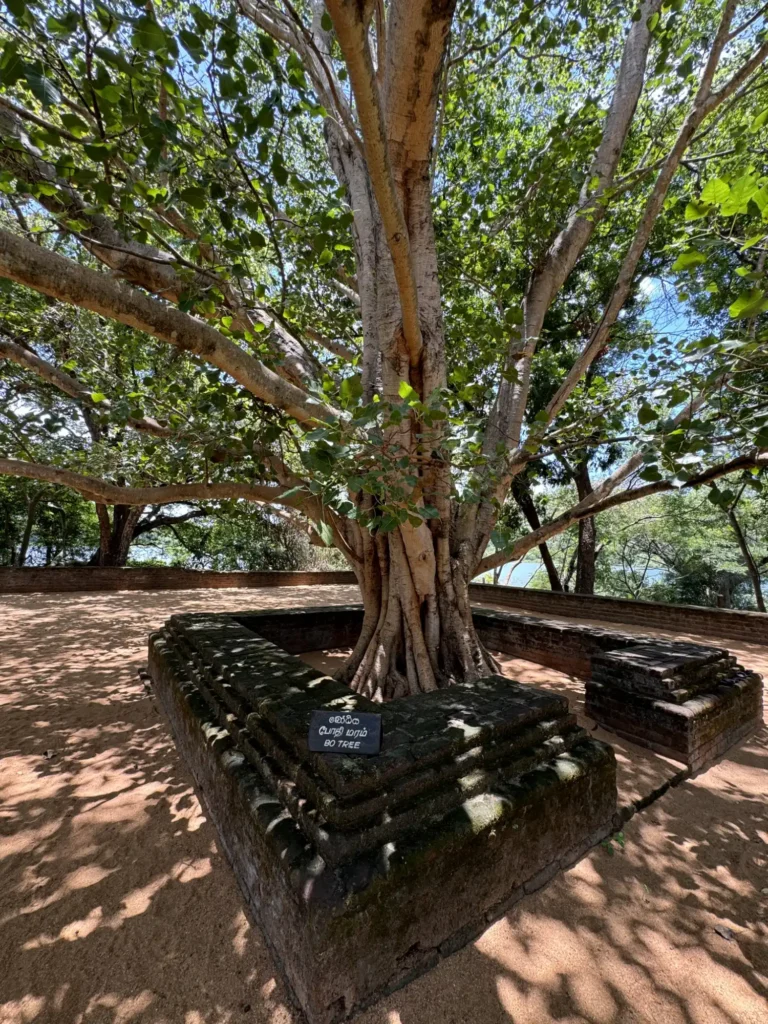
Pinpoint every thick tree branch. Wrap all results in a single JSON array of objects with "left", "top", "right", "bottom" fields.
[
  {"left": 0, "top": 105, "right": 321, "bottom": 388},
  {"left": 468, "top": 1, "right": 768, "bottom": 567},
  {"left": 325, "top": 0, "right": 424, "bottom": 368},
  {"left": 482, "top": 0, "right": 663, "bottom": 457},
  {"left": 304, "top": 326, "right": 359, "bottom": 361},
  {"left": 384, "top": 0, "right": 457, "bottom": 180},
  {"left": 533, "top": 7, "right": 768, "bottom": 443},
  {"left": 0, "top": 458, "right": 305, "bottom": 509},
  {"left": 0, "top": 230, "right": 337, "bottom": 425}
]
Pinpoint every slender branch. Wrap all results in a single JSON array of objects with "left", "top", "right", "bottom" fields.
[
  {"left": 238, "top": 0, "right": 362, "bottom": 148},
  {"left": 304, "top": 326, "right": 359, "bottom": 361},
  {"left": 0, "top": 333, "right": 172, "bottom": 436},
  {"left": 475, "top": 450, "right": 768, "bottom": 577},
  {"left": 727, "top": 1, "right": 768, "bottom": 42},
  {"left": 0, "top": 95, "right": 80, "bottom": 142}
]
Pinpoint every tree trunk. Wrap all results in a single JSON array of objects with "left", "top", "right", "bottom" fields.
[
  {"left": 338, "top": 529, "right": 498, "bottom": 701},
  {"left": 16, "top": 491, "right": 42, "bottom": 566},
  {"left": 511, "top": 479, "right": 563, "bottom": 591},
  {"left": 573, "top": 461, "right": 597, "bottom": 595},
  {"left": 90, "top": 503, "right": 144, "bottom": 566},
  {"left": 728, "top": 505, "right": 765, "bottom": 612}
]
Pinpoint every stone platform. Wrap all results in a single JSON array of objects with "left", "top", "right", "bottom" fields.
[
  {"left": 586, "top": 641, "right": 763, "bottom": 771},
  {"left": 470, "top": 607, "right": 763, "bottom": 771},
  {"left": 148, "top": 607, "right": 617, "bottom": 1024}
]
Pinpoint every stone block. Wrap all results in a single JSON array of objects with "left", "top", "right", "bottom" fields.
[
  {"left": 586, "top": 644, "right": 762, "bottom": 769},
  {"left": 149, "top": 607, "right": 618, "bottom": 1024}
]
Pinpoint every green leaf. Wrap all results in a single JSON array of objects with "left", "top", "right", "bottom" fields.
[
  {"left": 271, "top": 154, "right": 288, "bottom": 186},
  {"left": 60, "top": 113, "right": 91, "bottom": 138},
  {"left": 179, "top": 28, "right": 206, "bottom": 62},
  {"left": 276, "top": 484, "right": 307, "bottom": 502},
  {"left": 729, "top": 289, "right": 768, "bottom": 319},
  {"left": 398, "top": 380, "right": 418, "bottom": 402},
  {"left": 0, "top": 42, "right": 24, "bottom": 87},
  {"left": 90, "top": 392, "right": 107, "bottom": 403},
  {"left": 638, "top": 404, "right": 657, "bottom": 425},
  {"left": 132, "top": 15, "right": 169, "bottom": 53},
  {"left": 340, "top": 374, "right": 362, "bottom": 406},
  {"left": 753, "top": 186, "right": 768, "bottom": 214},
  {"left": 24, "top": 66, "right": 61, "bottom": 108},
  {"left": 700, "top": 178, "right": 730, "bottom": 207},
  {"left": 671, "top": 249, "right": 705, "bottom": 271},
  {"left": 684, "top": 201, "right": 711, "bottom": 222},
  {"left": 179, "top": 186, "right": 207, "bottom": 209},
  {"left": 47, "top": 12, "right": 79, "bottom": 35},
  {"left": 313, "top": 520, "right": 335, "bottom": 546},
  {"left": 5, "top": 0, "right": 27, "bottom": 19},
  {"left": 721, "top": 175, "right": 759, "bottom": 216},
  {"left": 750, "top": 108, "right": 768, "bottom": 133},
  {"left": 740, "top": 233, "right": 765, "bottom": 251},
  {"left": 321, "top": 11, "right": 332, "bottom": 31}
]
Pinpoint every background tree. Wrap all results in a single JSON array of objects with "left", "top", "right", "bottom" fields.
[{"left": 1, "top": 0, "right": 767, "bottom": 697}]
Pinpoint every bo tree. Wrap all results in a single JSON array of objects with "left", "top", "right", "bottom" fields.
[{"left": 0, "top": 0, "right": 767, "bottom": 698}]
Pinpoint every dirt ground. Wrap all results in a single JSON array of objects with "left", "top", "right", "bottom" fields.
[{"left": 1, "top": 587, "right": 767, "bottom": 1024}]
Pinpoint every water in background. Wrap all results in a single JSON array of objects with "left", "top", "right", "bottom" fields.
[{"left": 485, "top": 562, "right": 668, "bottom": 587}]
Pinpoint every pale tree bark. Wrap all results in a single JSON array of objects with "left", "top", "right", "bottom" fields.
[
  {"left": 0, "top": 230, "right": 334, "bottom": 425},
  {"left": 295, "top": 0, "right": 499, "bottom": 696}
]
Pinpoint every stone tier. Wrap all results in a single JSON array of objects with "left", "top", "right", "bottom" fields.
[
  {"left": 586, "top": 641, "right": 762, "bottom": 770},
  {"left": 149, "top": 609, "right": 617, "bottom": 1024}
]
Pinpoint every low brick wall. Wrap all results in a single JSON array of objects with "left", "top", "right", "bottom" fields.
[
  {"left": 0, "top": 566, "right": 358, "bottom": 595},
  {"left": 150, "top": 606, "right": 616, "bottom": 1024},
  {"left": 469, "top": 582, "right": 768, "bottom": 645}
]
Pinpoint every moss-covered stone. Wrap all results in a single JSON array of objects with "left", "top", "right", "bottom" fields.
[{"left": 148, "top": 607, "right": 620, "bottom": 1024}]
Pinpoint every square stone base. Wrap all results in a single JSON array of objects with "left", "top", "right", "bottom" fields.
[
  {"left": 586, "top": 644, "right": 762, "bottom": 771},
  {"left": 149, "top": 612, "right": 617, "bottom": 1024}
]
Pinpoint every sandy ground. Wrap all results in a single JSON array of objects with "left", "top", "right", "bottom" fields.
[{"left": 1, "top": 587, "right": 767, "bottom": 1024}]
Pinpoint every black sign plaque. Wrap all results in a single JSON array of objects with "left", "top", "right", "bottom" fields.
[{"left": 308, "top": 709, "right": 382, "bottom": 756}]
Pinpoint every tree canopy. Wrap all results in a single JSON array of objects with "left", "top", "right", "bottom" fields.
[{"left": 1, "top": 0, "right": 767, "bottom": 695}]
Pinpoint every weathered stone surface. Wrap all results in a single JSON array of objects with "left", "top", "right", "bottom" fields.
[
  {"left": 150, "top": 602, "right": 761, "bottom": 1023},
  {"left": 472, "top": 606, "right": 640, "bottom": 677},
  {"left": 586, "top": 644, "right": 762, "bottom": 770},
  {"left": 148, "top": 606, "right": 619, "bottom": 1024},
  {"left": 472, "top": 606, "right": 762, "bottom": 771}
]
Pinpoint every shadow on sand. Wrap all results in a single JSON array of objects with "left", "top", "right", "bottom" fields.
[{"left": 1, "top": 587, "right": 766, "bottom": 1024}]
